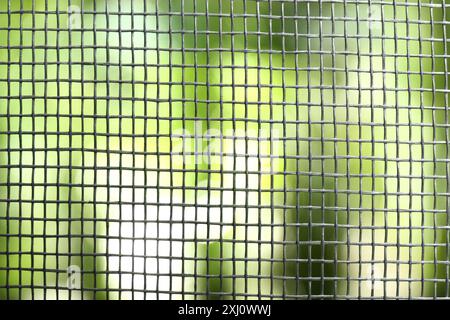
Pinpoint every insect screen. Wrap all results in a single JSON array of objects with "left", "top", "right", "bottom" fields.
[{"left": 0, "top": 0, "right": 449, "bottom": 300}]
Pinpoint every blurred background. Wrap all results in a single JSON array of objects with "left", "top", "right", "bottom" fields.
[{"left": 0, "top": 0, "right": 449, "bottom": 299}]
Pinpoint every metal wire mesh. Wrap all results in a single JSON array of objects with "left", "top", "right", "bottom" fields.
[{"left": 0, "top": 0, "right": 449, "bottom": 300}]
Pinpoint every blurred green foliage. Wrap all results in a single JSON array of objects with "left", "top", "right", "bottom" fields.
[{"left": 0, "top": 0, "right": 449, "bottom": 299}]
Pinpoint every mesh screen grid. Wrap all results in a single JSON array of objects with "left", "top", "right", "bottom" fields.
[{"left": 0, "top": 0, "right": 449, "bottom": 300}]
